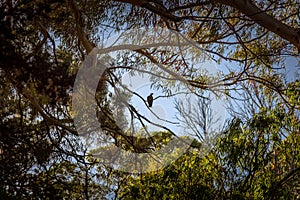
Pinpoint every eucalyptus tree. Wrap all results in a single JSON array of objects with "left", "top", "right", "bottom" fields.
[{"left": 0, "top": 0, "right": 299, "bottom": 199}]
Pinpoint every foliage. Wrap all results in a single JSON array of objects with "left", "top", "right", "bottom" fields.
[
  {"left": 0, "top": 0, "right": 299, "bottom": 199},
  {"left": 119, "top": 105, "right": 300, "bottom": 199}
]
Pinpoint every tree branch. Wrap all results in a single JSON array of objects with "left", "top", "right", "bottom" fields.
[
  {"left": 117, "top": 0, "right": 181, "bottom": 22},
  {"left": 214, "top": 0, "right": 300, "bottom": 51},
  {"left": 115, "top": 0, "right": 300, "bottom": 50},
  {"left": 22, "top": 88, "right": 77, "bottom": 135},
  {"left": 67, "top": 0, "right": 94, "bottom": 53}
]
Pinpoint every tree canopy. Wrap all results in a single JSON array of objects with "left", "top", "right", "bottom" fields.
[{"left": 1, "top": 0, "right": 299, "bottom": 199}]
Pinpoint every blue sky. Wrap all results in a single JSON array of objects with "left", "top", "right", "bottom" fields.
[{"left": 98, "top": 27, "right": 300, "bottom": 144}]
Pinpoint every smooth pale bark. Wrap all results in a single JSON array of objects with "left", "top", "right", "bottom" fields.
[
  {"left": 214, "top": 0, "right": 300, "bottom": 51},
  {"left": 68, "top": 0, "right": 95, "bottom": 53},
  {"left": 116, "top": 0, "right": 300, "bottom": 51}
]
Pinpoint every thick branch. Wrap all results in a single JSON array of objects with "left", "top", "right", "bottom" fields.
[
  {"left": 67, "top": 0, "right": 94, "bottom": 53},
  {"left": 116, "top": 0, "right": 300, "bottom": 50},
  {"left": 214, "top": 0, "right": 300, "bottom": 51}
]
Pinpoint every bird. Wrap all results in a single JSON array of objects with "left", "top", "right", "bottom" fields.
[{"left": 147, "top": 93, "right": 153, "bottom": 107}]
